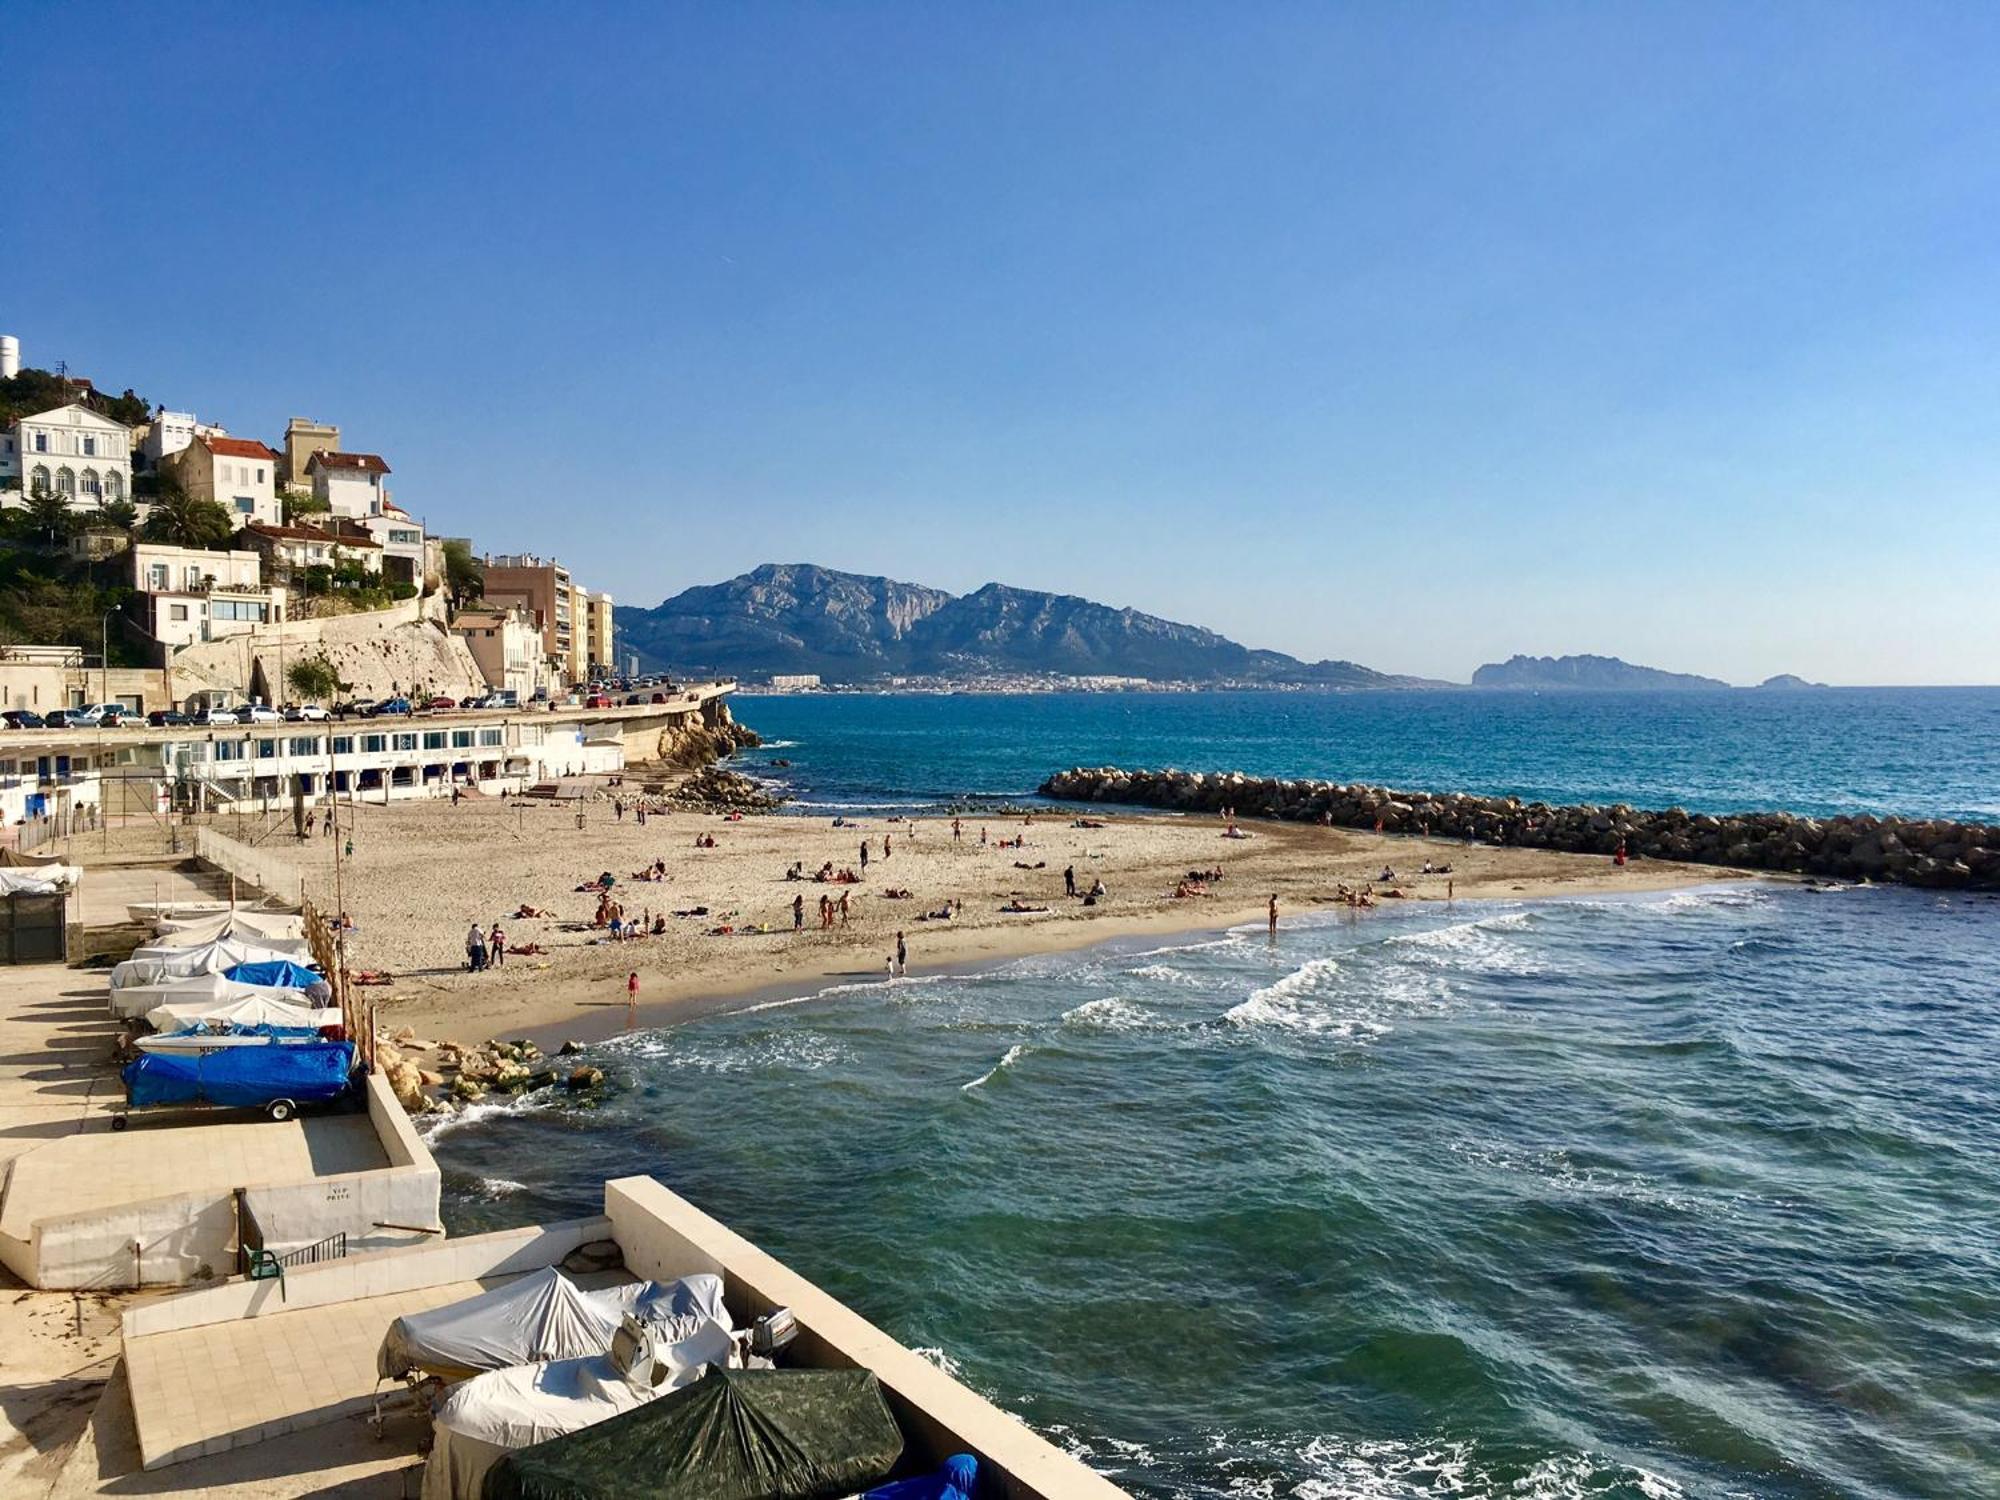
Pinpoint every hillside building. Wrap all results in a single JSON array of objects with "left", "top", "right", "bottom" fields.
[
  {"left": 280, "top": 416, "right": 339, "bottom": 492},
  {"left": 168, "top": 433, "right": 282, "bottom": 527},
  {"left": 3, "top": 403, "right": 133, "bottom": 512}
]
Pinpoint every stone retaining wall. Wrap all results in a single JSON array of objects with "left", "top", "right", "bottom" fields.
[{"left": 1038, "top": 767, "right": 1999, "bottom": 890}]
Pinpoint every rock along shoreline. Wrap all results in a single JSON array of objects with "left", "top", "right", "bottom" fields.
[{"left": 1038, "top": 767, "right": 2000, "bottom": 890}]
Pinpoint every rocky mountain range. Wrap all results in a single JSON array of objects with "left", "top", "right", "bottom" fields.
[
  {"left": 615, "top": 564, "right": 1435, "bottom": 687},
  {"left": 1470, "top": 654, "right": 1731, "bottom": 691}
]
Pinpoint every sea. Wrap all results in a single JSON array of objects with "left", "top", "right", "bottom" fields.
[{"left": 427, "top": 689, "right": 2000, "bottom": 1499}]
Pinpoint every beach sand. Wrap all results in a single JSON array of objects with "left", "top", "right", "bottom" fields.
[{"left": 255, "top": 790, "right": 1756, "bottom": 1050}]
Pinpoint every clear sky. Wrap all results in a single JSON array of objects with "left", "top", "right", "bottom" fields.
[{"left": 10, "top": 4, "right": 1999, "bottom": 685}]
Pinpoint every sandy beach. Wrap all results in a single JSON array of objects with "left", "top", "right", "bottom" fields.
[{"left": 250, "top": 788, "right": 1756, "bottom": 1049}]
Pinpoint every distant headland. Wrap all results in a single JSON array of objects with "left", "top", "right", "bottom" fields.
[{"left": 615, "top": 564, "right": 1817, "bottom": 692}]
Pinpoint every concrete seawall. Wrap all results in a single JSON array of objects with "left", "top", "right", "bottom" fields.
[{"left": 1038, "top": 767, "right": 2000, "bottom": 890}]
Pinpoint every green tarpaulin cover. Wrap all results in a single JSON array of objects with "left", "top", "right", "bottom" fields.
[{"left": 484, "top": 1368, "right": 905, "bottom": 1500}]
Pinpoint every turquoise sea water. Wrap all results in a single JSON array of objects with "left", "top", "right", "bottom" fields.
[
  {"left": 729, "top": 688, "right": 2000, "bottom": 823},
  {"left": 429, "top": 692, "right": 2000, "bottom": 1498}
]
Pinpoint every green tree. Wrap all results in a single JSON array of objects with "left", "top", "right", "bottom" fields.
[
  {"left": 286, "top": 655, "right": 342, "bottom": 702},
  {"left": 141, "top": 478, "right": 235, "bottom": 550},
  {"left": 23, "top": 486, "right": 73, "bottom": 545},
  {"left": 100, "top": 498, "right": 140, "bottom": 532},
  {"left": 442, "top": 538, "right": 484, "bottom": 608}
]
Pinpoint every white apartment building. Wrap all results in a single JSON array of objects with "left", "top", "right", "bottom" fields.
[
  {"left": 241, "top": 520, "right": 383, "bottom": 576},
  {"left": 129, "top": 542, "right": 284, "bottom": 649},
  {"left": 307, "top": 450, "right": 391, "bottom": 518},
  {"left": 137, "top": 409, "right": 229, "bottom": 469},
  {"left": 358, "top": 502, "right": 426, "bottom": 586},
  {"left": 171, "top": 434, "right": 282, "bottom": 527},
  {"left": 4, "top": 404, "right": 133, "bottom": 511}
]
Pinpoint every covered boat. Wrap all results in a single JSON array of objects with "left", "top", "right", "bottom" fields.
[
  {"left": 133, "top": 1022, "right": 327, "bottom": 1055},
  {"left": 110, "top": 936, "right": 314, "bottom": 991},
  {"left": 120, "top": 1039, "right": 355, "bottom": 1115},
  {"left": 379, "top": 1269, "right": 729, "bottom": 1381},
  {"left": 0, "top": 864, "right": 80, "bottom": 896},
  {"left": 484, "top": 1369, "right": 905, "bottom": 1500},
  {"left": 224, "top": 958, "right": 324, "bottom": 989},
  {"left": 110, "top": 970, "right": 324, "bottom": 1021},
  {"left": 144, "top": 990, "right": 340, "bottom": 1035},
  {"left": 422, "top": 1315, "right": 736, "bottom": 1500},
  {"left": 144, "top": 909, "right": 307, "bottom": 946}
]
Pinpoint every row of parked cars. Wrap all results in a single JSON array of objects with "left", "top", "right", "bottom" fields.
[{"left": 4, "top": 681, "right": 686, "bottom": 733}]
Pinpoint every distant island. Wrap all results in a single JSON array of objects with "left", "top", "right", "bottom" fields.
[
  {"left": 616, "top": 563, "right": 1448, "bottom": 688},
  {"left": 1756, "top": 674, "right": 1829, "bottom": 690},
  {"left": 1471, "top": 654, "right": 1730, "bottom": 691}
]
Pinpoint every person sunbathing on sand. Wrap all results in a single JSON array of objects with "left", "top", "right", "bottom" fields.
[{"left": 1001, "top": 899, "right": 1050, "bottom": 913}]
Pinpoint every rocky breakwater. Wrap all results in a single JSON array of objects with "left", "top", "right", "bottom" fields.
[
  {"left": 643, "top": 698, "right": 763, "bottom": 768},
  {"left": 1039, "top": 767, "right": 2000, "bottom": 890}
]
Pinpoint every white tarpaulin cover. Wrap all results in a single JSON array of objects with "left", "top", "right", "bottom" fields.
[
  {"left": 0, "top": 865, "right": 79, "bottom": 896},
  {"left": 422, "top": 1316, "right": 735, "bottom": 1500},
  {"left": 146, "top": 910, "right": 307, "bottom": 946},
  {"left": 144, "top": 994, "right": 341, "bottom": 1034},
  {"left": 109, "top": 936, "right": 310, "bottom": 990},
  {"left": 109, "top": 971, "right": 323, "bottom": 1020},
  {"left": 378, "top": 1269, "right": 728, "bottom": 1382}
]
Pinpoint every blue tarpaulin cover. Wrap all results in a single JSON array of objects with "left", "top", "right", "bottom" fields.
[
  {"left": 123, "top": 1040, "right": 356, "bottom": 1109},
  {"left": 160, "top": 1022, "right": 324, "bottom": 1040},
  {"left": 224, "top": 959, "right": 322, "bottom": 989},
  {"left": 866, "top": 1455, "right": 979, "bottom": 1500}
]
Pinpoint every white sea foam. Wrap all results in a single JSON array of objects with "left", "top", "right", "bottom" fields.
[
  {"left": 477, "top": 1176, "right": 527, "bottom": 1196},
  {"left": 1199, "top": 1430, "right": 1688, "bottom": 1500},
  {"left": 1060, "top": 996, "right": 1159, "bottom": 1032},
  {"left": 1222, "top": 958, "right": 1394, "bottom": 1041},
  {"left": 1381, "top": 911, "right": 1542, "bottom": 976},
  {"left": 961, "top": 1043, "right": 1029, "bottom": 1091},
  {"left": 419, "top": 1090, "right": 565, "bottom": 1142},
  {"left": 1124, "top": 962, "right": 1203, "bottom": 986},
  {"left": 911, "top": 1345, "right": 964, "bottom": 1379}
]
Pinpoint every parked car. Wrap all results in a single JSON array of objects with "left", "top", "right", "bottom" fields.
[
  {"left": 366, "top": 697, "right": 414, "bottom": 717},
  {"left": 649, "top": 691, "right": 670, "bottom": 704},
  {"left": 146, "top": 709, "right": 190, "bottom": 727},
  {"left": 64, "top": 704, "right": 107, "bottom": 727},
  {"left": 194, "top": 709, "right": 240, "bottom": 727},
  {"left": 98, "top": 707, "right": 134, "bottom": 728},
  {"left": 458, "top": 695, "right": 486, "bottom": 709},
  {"left": 585, "top": 693, "right": 613, "bottom": 709},
  {"left": 426, "top": 695, "right": 457, "bottom": 710},
  {"left": 2, "top": 710, "right": 46, "bottom": 729},
  {"left": 242, "top": 704, "right": 283, "bottom": 725},
  {"left": 285, "top": 704, "right": 332, "bottom": 722}
]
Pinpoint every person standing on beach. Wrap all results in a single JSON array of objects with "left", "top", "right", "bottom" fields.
[
  {"left": 627, "top": 971, "right": 639, "bottom": 1007},
  {"left": 953, "top": 818, "right": 962, "bottom": 843},
  {"left": 838, "top": 890, "right": 850, "bottom": 925},
  {"left": 1268, "top": 894, "right": 1278, "bottom": 936},
  {"left": 1064, "top": 864, "right": 1076, "bottom": 897},
  {"left": 793, "top": 893, "right": 805, "bottom": 931},
  {"left": 467, "top": 921, "right": 487, "bottom": 972},
  {"left": 860, "top": 839, "right": 870, "bottom": 873},
  {"left": 489, "top": 924, "right": 505, "bottom": 967},
  {"left": 894, "top": 930, "right": 907, "bottom": 976},
  {"left": 884, "top": 833, "right": 892, "bottom": 859}
]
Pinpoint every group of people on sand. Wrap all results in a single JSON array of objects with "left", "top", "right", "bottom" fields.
[
  {"left": 465, "top": 921, "right": 507, "bottom": 970},
  {"left": 794, "top": 891, "right": 854, "bottom": 931}
]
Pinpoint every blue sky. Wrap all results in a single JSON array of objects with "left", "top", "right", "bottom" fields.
[{"left": 10, "top": 4, "right": 1999, "bottom": 684}]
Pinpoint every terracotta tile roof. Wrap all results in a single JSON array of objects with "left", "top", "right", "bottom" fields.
[
  {"left": 306, "top": 451, "right": 390, "bottom": 474},
  {"left": 201, "top": 435, "right": 281, "bottom": 461},
  {"left": 242, "top": 521, "right": 382, "bottom": 548}
]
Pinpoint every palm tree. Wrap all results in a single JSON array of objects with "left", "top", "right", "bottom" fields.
[{"left": 141, "top": 478, "right": 234, "bottom": 550}]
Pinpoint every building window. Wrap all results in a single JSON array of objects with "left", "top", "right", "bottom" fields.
[
  {"left": 289, "top": 736, "right": 320, "bottom": 755},
  {"left": 80, "top": 468, "right": 101, "bottom": 500},
  {"left": 451, "top": 729, "right": 473, "bottom": 748},
  {"left": 361, "top": 734, "right": 386, "bottom": 753},
  {"left": 256, "top": 467, "right": 265, "bottom": 483},
  {"left": 235, "top": 497, "right": 254, "bottom": 514},
  {"left": 331, "top": 736, "right": 354, "bottom": 755},
  {"left": 83, "top": 436, "right": 97, "bottom": 457},
  {"left": 169, "top": 604, "right": 189, "bottom": 622},
  {"left": 33, "top": 432, "right": 47, "bottom": 453},
  {"left": 214, "top": 740, "right": 245, "bottom": 762},
  {"left": 393, "top": 732, "right": 418, "bottom": 751},
  {"left": 56, "top": 467, "right": 75, "bottom": 497},
  {"left": 30, "top": 465, "right": 50, "bottom": 494},
  {"left": 422, "top": 731, "right": 446, "bottom": 750},
  {"left": 148, "top": 564, "right": 169, "bottom": 589},
  {"left": 479, "top": 728, "right": 504, "bottom": 747},
  {"left": 104, "top": 471, "right": 123, "bottom": 501},
  {"left": 256, "top": 738, "right": 277, "bottom": 758}
]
